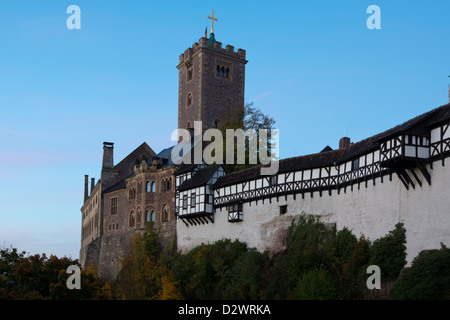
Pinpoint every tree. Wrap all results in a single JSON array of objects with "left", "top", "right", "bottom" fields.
[
  {"left": 0, "top": 247, "right": 27, "bottom": 295},
  {"left": 0, "top": 247, "right": 110, "bottom": 299},
  {"left": 113, "top": 224, "right": 183, "bottom": 300},
  {"left": 219, "top": 102, "right": 276, "bottom": 173},
  {"left": 367, "top": 223, "right": 407, "bottom": 282},
  {"left": 169, "top": 239, "right": 262, "bottom": 300},
  {"left": 390, "top": 243, "right": 450, "bottom": 299},
  {"left": 290, "top": 267, "right": 338, "bottom": 300},
  {"left": 323, "top": 228, "right": 371, "bottom": 299}
]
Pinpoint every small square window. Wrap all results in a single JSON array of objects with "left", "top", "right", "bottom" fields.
[{"left": 280, "top": 205, "right": 287, "bottom": 215}]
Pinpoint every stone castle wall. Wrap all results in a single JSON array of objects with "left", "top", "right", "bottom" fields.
[{"left": 176, "top": 161, "right": 450, "bottom": 266}]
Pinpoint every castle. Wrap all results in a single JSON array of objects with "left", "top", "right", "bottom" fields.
[{"left": 80, "top": 13, "right": 450, "bottom": 280}]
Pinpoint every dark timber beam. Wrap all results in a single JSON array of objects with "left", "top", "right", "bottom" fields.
[
  {"left": 418, "top": 162, "right": 432, "bottom": 186},
  {"left": 408, "top": 168, "right": 422, "bottom": 187},
  {"left": 396, "top": 171, "right": 409, "bottom": 190},
  {"left": 398, "top": 167, "right": 415, "bottom": 189}
]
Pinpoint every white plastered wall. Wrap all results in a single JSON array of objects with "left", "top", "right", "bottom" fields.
[{"left": 177, "top": 161, "right": 450, "bottom": 265}]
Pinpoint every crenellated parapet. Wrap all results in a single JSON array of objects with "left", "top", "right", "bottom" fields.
[{"left": 177, "top": 37, "right": 246, "bottom": 69}]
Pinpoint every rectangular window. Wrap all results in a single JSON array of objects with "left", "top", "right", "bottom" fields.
[
  {"left": 352, "top": 159, "right": 359, "bottom": 171},
  {"left": 111, "top": 197, "right": 117, "bottom": 215},
  {"left": 280, "top": 205, "right": 287, "bottom": 215},
  {"left": 191, "top": 193, "right": 196, "bottom": 208},
  {"left": 269, "top": 175, "right": 278, "bottom": 186},
  {"left": 183, "top": 195, "right": 188, "bottom": 209},
  {"left": 228, "top": 202, "right": 243, "bottom": 222}
]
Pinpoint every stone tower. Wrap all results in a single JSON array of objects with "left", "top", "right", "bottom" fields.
[{"left": 177, "top": 23, "right": 247, "bottom": 131}]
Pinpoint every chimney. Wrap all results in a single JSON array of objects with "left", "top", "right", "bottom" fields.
[
  {"left": 90, "top": 178, "right": 95, "bottom": 195},
  {"left": 339, "top": 137, "right": 351, "bottom": 150},
  {"left": 84, "top": 175, "right": 89, "bottom": 203},
  {"left": 102, "top": 142, "right": 114, "bottom": 169}
]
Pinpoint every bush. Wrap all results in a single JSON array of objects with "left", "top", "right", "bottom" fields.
[
  {"left": 290, "top": 267, "right": 338, "bottom": 300},
  {"left": 283, "top": 215, "right": 333, "bottom": 286},
  {"left": 170, "top": 239, "right": 261, "bottom": 300},
  {"left": 390, "top": 243, "right": 450, "bottom": 300},
  {"left": 367, "top": 223, "right": 407, "bottom": 282}
]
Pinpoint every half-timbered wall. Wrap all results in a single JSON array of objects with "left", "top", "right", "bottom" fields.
[
  {"left": 176, "top": 120, "right": 450, "bottom": 266},
  {"left": 176, "top": 166, "right": 225, "bottom": 224},
  {"left": 430, "top": 124, "right": 450, "bottom": 159},
  {"left": 213, "top": 149, "right": 386, "bottom": 208}
]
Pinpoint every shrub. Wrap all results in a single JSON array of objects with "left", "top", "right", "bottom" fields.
[
  {"left": 367, "top": 223, "right": 407, "bottom": 282},
  {"left": 290, "top": 267, "right": 338, "bottom": 300},
  {"left": 390, "top": 243, "right": 450, "bottom": 300}
]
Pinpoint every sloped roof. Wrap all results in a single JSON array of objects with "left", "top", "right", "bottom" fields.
[
  {"left": 320, "top": 145, "right": 333, "bottom": 153},
  {"left": 102, "top": 172, "right": 135, "bottom": 194},
  {"left": 178, "top": 165, "right": 221, "bottom": 191},
  {"left": 213, "top": 102, "right": 450, "bottom": 188},
  {"left": 174, "top": 163, "right": 198, "bottom": 175},
  {"left": 155, "top": 146, "right": 176, "bottom": 167},
  {"left": 113, "top": 142, "right": 156, "bottom": 170}
]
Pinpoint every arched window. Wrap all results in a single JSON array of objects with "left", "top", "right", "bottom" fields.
[
  {"left": 151, "top": 181, "right": 156, "bottom": 192},
  {"left": 216, "top": 65, "right": 220, "bottom": 76},
  {"left": 146, "top": 209, "right": 156, "bottom": 223},
  {"left": 187, "top": 68, "right": 193, "bottom": 82},
  {"left": 221, "top": 66, "right": 225, "bottom": 77},
  {"left": 146, "top": 181, "right": 150, "bottom": 192},
  {"left": 136, "top": 210, "right": 141, "bottom": 226},
  {"left": 162, "top": 178, "right": 171, "bottom": 191},
  {"left": 214, "top": 119, "right": 219, "bottom": 128},
  {"left": 187, "top": 93, "right": 192, "bottom": 108},
  {"left": 225, "top": 67, "right": 229, "bottom": 78},
  {"left": 162, "top": 205, "right": 169, "bottom": 222},
  {"left": 129, "top": 211, "right": 135, "bottom": 227}
]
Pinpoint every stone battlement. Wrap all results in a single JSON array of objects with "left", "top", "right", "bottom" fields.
[{"left": 178, "top": 37, "right": 246, "bottom": 66}]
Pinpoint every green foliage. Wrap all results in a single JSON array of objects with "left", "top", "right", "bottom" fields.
[
  {"left": 390, "top": 243, "right": 450, "bottom": 300},
  {"left": 290, "top": 267, "right": 338, "bottom": 300},
  {"left": 113, "top": 224, "right": 183, "bottom": 300},
  {"left": 0, "top": 247, "right": 27, "bottom": 293},
  {"left": 368, "top": 222, "right": 407, "bottom": 281},
  {"left": 169, "top": 239, "right": 263, "bottom": 300},
  {"left": 283, "top": 215, "right": 333, "bottom": 285},
  {"left": 225, "top": 248, "right": 264, "bottom": 299},
  {"left": 7, "top": 218, "right": 442, "bottom": 300},
  {"left": 0, "top": 247, "right": 110, "bottom": 299},
  {"left": 220, "top": 102, "right": 276, "bottom": 173}
]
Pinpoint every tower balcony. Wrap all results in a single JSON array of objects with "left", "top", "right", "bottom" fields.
[
  {"left": 380, "top": 134, "right": 432, "bottom": 190},
  {"left": 380, "top": 134, "right": 430, "bottom": 167}
]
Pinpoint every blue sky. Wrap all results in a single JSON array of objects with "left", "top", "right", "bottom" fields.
[{"left": 0, "top": 0, "right": 449, "bottom": 259}]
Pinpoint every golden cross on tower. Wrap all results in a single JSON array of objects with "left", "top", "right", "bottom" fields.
[{"left": 207, "top": 10, "right": 218, "bottom": 34}]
